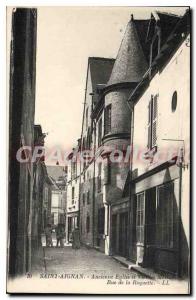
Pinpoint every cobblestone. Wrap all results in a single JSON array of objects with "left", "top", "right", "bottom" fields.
[{"left": 43, "top": 246, "right": 138, "bottom": 277}]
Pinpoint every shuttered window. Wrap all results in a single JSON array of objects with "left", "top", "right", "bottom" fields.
[
  {"left": 71, "top": 161, "right": 77, "bottom": 179},
  {"left": 136, "top": 192, "right": 145, "bottom": 245},
  {"left": 147, "top": 94, "right": 158, "bottom": 149}
]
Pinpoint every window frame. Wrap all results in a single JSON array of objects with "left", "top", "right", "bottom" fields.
[
  {"left": 147, "top": 94, "right": 158, "bottom": 150},
  {"left": 136, "top": 192, "right": 145, "bottom": 245},
  {"left": 104, "top": 104, "right": 112, "bottom": 135},
  {"left": 82, "top": 193, "right": 85, "bottom": 206},
  {"left": 71, "top": 186, "right": 75, "bottom": 200}
]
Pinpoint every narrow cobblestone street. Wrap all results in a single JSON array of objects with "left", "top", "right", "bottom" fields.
[{"left": 43, "top": 246, "right": 138, "bottom": 277}]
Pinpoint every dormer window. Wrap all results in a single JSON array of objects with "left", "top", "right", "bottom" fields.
[{"left": 150, "top": 32, "right": 161, "bottom": 67}]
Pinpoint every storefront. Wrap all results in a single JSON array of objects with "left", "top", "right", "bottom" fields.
[
  {"left": 130, "top": 164, "right": 182, "bottom": 276},
  {"left": 66, "top": 212, "right": 79, "bottom": 243}
]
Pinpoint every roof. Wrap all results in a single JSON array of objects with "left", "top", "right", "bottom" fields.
[
  {"left": 88, "top": 57, "right": 115, "bottom": 91},
  {"left": 134, "top": 19, "right": 150, "bottom": 60},
  {"left": 128, "top": 9, "right": 190, "bottom": 105},
  {"left": 107, "top": 17, "right": 149, "bottom": 86},
  {"left": 154, "top": 11, "right": 181, "bottom": 45},
  {"left": 46, "top": 165, "right": 65, "bottom": 182}
]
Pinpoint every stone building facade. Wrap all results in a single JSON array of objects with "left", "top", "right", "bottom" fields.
[
  {"left": 8, "top": 8, "right": 38, "bottom": 277},
  {"left": 31, "top": 125, "right": 47, "bottom": 251},
  {"left": 65, "top": 9, "right": 190, "bottom": 278},
  {"left": 79, "top": 57, "right": 115, "bottom": 251},
  {"left": 128, "top": 10, "right": 190, "bottom": 277},
  {"left": 65, "top": 140, "right": 81, "bottom": 243},
  {"left": 46, "top": 166, "right": 67, "bottom": 226}
]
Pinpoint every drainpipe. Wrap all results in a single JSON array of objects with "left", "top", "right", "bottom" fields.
[
  {"left": 127, "top": 100, "right": 134, "bottom": 260},
  {"left": 178, "top": 147, "right": 183, "bottom": 278},
  {"left": 92, "top": 119, "right": 96, "bottom": 247}
]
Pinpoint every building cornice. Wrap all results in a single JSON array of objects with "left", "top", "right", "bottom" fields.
[{"left": 131, "top": 156, "right": 178, "bottom": 184}]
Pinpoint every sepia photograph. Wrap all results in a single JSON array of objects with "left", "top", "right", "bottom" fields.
[{"left": 6, "top": 5, "right": 191, "bottom": 294}]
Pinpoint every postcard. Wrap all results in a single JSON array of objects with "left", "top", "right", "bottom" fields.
[{"left": 7, "top": 6, "right": 191, "bottom": 294}]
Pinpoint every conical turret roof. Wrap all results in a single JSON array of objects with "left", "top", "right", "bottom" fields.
[{"left": 107, "top": 16, "right": 148, "bottom": 86}]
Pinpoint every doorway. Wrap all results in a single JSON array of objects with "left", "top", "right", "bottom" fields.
[
  {"left": 112, "top": 214, "right": 117, "bottom": 255},
  {"left": 119, "top": 212, "right": 128, "bottom": 257}
]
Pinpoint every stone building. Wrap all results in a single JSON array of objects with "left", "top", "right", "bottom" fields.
[
  {"left": 65, "top": 9, "right": 190, "bottom": 278},
  {"left": 42, "top": 171, "right": 54, "bottom": 230},
  {"left": 79, "top": 15, "right": 152, "bottom": 256},
  {"left": 31, "top": 125, "right": 47, "bottom": 251},
  {"left": 46, "top": 165, "right": 67, "bottom": 226},
  {"left": 65, "top": 140, "right": 81, "bottom": 243},
  {"left": 101, "top": 15, "right": 151, "bottom": 257},
  {"left": 128, "top": 10, "right": 190, "bottom": 277},
  {"left": 79, "top": 57, "right": 114, "bottom": 250},
  {"left": 8, "top": 8, "right": 37, "bottom": 277}
]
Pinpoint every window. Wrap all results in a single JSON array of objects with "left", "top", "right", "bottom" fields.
[
  {"left": 98, "top": 207, "right": 105, "bottom": 234},
  {"left": 71, "top": 161, "right": 77, "bottom": 179},
  {"left": 156, "top": 182, "right": 174, "bottom": 248},
  {"left": 87, "top": 191, "right": 90, "bottom": 204},
  {"left": 97, "top": 162, "right": 102, "bottom": 192},
  {"left": 147, "top": 94, "right": 158, "bottom": 149},
  {"left": 104, "top": 105, "right": 111, "bottom": 135},
  {"left": 72, "top": 186, "right": 75, "bottom": 200},
  {"left": 171, "top": 91, "right": 177, "bottom": 112},
  {"left": 52, "top": 193, "right": 59, "bottom": 207},
  {"left": 98, "top": 118, "right": 102, "bottom": 147},
  {"left": 82, "top": 193, "right": 85, "bottom": 206},
  {"left": 136, "top": 192, "right": 145, "bottom": 244},
  {"left": 86, "top": 215, "right": 90, "bottom": 233}
]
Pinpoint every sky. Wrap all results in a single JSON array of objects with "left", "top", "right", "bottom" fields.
[{"left": 7, "top": 6, "right": 187, "bottom": 163}]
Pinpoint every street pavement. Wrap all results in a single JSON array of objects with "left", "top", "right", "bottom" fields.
[{"left": 43, "top": 246, "right": 138, "bottom": 277}]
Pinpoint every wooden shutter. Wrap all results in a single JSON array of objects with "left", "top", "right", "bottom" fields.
[
  {"left": 147, "top": 98, "right": 152, "bottom": 149},
  {"left": 152, "top": 94, "right": 158, "bottom": 147}
]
